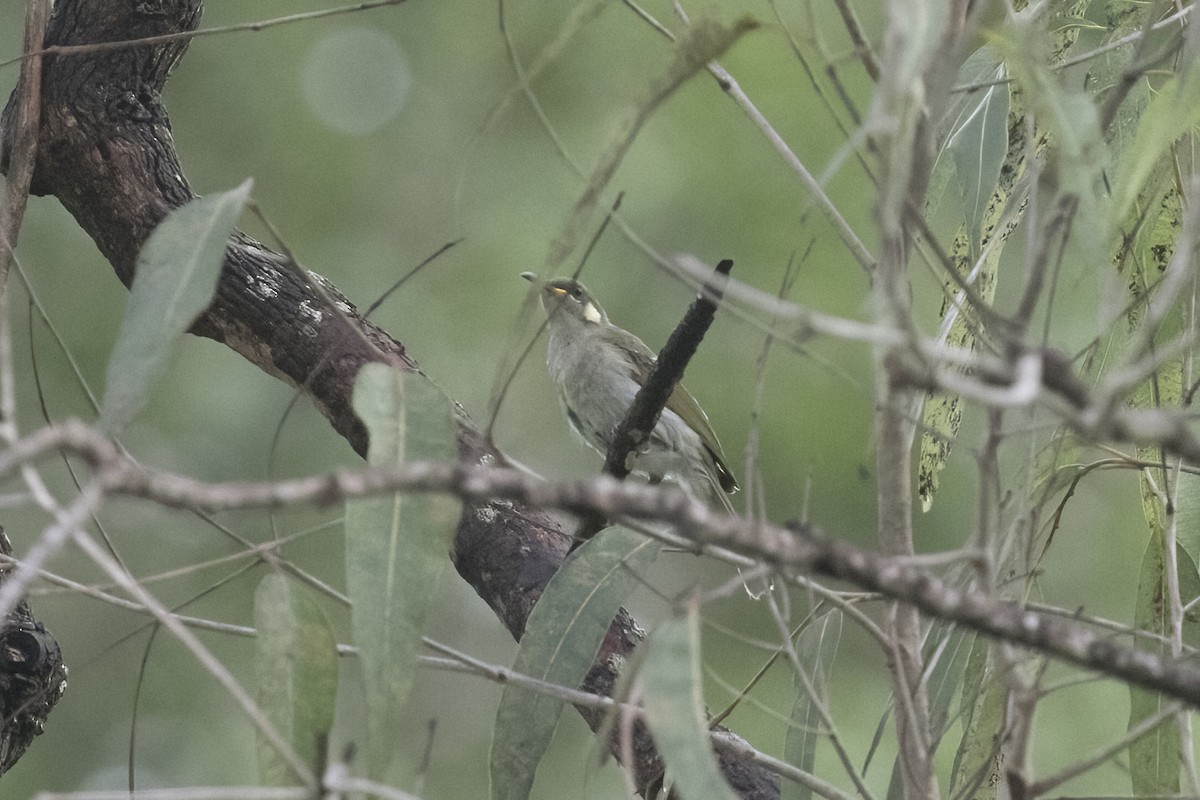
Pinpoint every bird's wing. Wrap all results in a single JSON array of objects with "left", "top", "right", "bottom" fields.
[
  {"left": 666, "top": 381, "right": 739, "bottom": 493},
  {"left": 613, "top": 326, "right": 739, "bottom": 494}
]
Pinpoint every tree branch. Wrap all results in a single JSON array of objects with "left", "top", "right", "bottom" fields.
[
  {"left": 0, "top": 0, "right": 67, "bottom": 776},
  {"left": 4, "top": 422, "right": 1200, "bottom": 718}
]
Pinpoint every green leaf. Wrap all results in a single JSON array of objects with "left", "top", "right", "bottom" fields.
[
  {"left": 992, "top": 20, "right": 1101, "bottom": 174},
  {"left": 990, "top": 15, "right": 1108, "bottom": 264},
  {"left": 640, "top": 604, "right": 738, "bottom": 800},
  {"left": 1128, "top": 338, "right": 1200, "bottom": 795},
  {"left": 924, "top": 624, "right": 976, "bottom": 741},
  {"left": 1128, "top": 527, "right": 1200, "bottom": 795},
  {"left": 345, "top": 364, "right": 458, "bottom": 778},
  {"left": 1132, "top": 362, "right": 1200, "bottom": 567},
  {"left": 1112, "top": 71, "right": 1200, "bottom": 222},
  {"left": 918, "top": 224, "right": 1001, "bottom": 512},
  {"left": 489, "top": 528, "right": 659, "bottom": 800},
  {"left": 1115, "top": 180, "right": 1182, "bottom": 331},
  {"left": 1174, "top": 474, "right": 1200, "bottom": 571},
  {"left": 1085, "top": 1, "right": 1169, "bottom": 163},
  {"left": 944, "top": 47, "right": 1010, "bottom": 254},
  {"left": 99, "top": 180, "right": 253, "bottom": 433},
  {"left": 781, "top": 610, "right": 841, "bottom": 800},
  {"left": 949, "top": 636, "right": 1005, "bottom": 800},
  {"left": 882, "top": 624, "right": 981, "bottom": 800},
  {"left": 918, "top": 387, "right": 963, "bottom": 512},
  {"left": 920, "top": 46, "right": 1012, "bottom": 513},
  {"left": 254, "top": 572, "right": 339, "bottom": 787}
]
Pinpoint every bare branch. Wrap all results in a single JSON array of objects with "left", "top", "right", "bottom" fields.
[{"left": 2, "top": 424, "right": 1199, "bottom": 714}]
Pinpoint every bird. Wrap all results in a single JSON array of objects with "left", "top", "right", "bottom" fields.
[{"left": 521, "top": 272, "right": 738, "bottom": 513}]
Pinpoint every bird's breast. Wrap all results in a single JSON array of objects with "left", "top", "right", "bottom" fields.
[{"left": 546, "top": 331, "right": 639, "bottom": 448}]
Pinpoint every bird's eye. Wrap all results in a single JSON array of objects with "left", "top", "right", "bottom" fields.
[{"left": 569, "top": 287, "right": 583, "bottom": 300}]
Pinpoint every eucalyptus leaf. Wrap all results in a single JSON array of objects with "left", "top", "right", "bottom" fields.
[
  {"left": 254, "top": 572, "right": 339, "bottom": 787},
  {"left": 991, "top": 17, "right": 1108, "bottom": 264},
  {"left": 1128, "top": 527, "right": 1200, "bottom": 795},
  {"left": 924, "top": 624, "right": 976, "bottom": 740},
  {"left": 1113, "top": 71, "right": 1200, "bottom": 222},
  {"left": 884, "top": 624, "right": 981, "bottom": 800},
  {"left": 920, "top": 45, "right": 1011, "bottom": 512},
  {"left": 781, "top": 610, "right": 842, "bottom": 800},
  {"left": 948, "top": 636, "right": 1004, "bottom": 800},
  {"left": 99, "top": 180, "right": 252, "bottom": 433},
  {"left": 345, "top": 364, "right": 458, "bottom": 778},
  {"left": 943, "top": 47, "right": 1009, "bottom": 254},
  {"left": 1127, "top": 344, "right": 1200, "bottom": 794},
  {"left": 641, "top": 605, "right": 738, "bottom": 800},
  {"left": 1174, "top": 475, "right": 1200, "bottom": 570},
  {"left": 489, "top": 528, "right": 659, "bottom": 800},
  {"left": 918, "top": 225, "right": 1002, "bottom": 511}
]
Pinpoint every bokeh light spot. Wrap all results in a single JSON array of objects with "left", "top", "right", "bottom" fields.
[{"left": 301, "top": 27, "right": 411, "bottom": 136}]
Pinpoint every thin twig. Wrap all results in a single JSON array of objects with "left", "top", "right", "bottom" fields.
[
  {"left": 763, "top": 592, "right": 877, "bottom": 800},
  {"left": 830, "top": 0, "right": 881, "bottom": 80},
  {"left": 629, "top": 2, "right": 876, "bottom": 274},
  {"left": 0, "top": 0, "right": 411, "bottom": 69},
  {"left": 948, "top": 4, "right": 1195, "bottom": 94},
  {"left": 1026, "top": 700, "right": 1185, "bottom": 795},
  {"left": 32, "top": 790, "right": 310, "bottom": 800}
]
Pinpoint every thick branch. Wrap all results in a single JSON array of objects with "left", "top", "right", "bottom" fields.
[{"left": 0, "top": 2, "right": 777, "bottom": 796}]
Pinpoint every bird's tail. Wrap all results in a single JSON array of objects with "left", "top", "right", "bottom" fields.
[{"left": 695, "top": 458, "right": 736, "bottom": 515}]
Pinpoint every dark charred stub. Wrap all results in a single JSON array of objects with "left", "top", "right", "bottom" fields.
[{"left": 0, "top": 530, "right": 67, "bottom": 775}]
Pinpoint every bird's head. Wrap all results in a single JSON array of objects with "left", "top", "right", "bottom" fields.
[{"left": 520, "top": 272, "right": 608, "bottom": 326}]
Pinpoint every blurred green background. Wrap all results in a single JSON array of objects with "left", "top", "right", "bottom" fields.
[{"left": 0, "top": 0, "right": 1151, "bottom": 797}]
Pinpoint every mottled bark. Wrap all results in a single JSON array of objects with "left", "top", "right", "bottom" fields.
[{"left": 0, "top": 529, "right": 66, "bottom": 775}]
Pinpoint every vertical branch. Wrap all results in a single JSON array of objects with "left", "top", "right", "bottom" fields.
[
  {"left": 869, "top": 2, "right": 968, "bottom": 797},
  {"left": 0, "top": 0, "right": 49, "bottom": 443},
  {"left": 0, "top": 0, "right": 46, "bottom": 262},
  {"left": 1166, "top": 180, "right": 1200, "bottom": 792},
  {"left": 1180, "top": 184, "right": 1200, "bottom": 793},
  {"left": 0, "top": 6, "right": 70, "bottom": 775},
  {"left": 874, "top": 357, "right": 935, "bottom": 798}
]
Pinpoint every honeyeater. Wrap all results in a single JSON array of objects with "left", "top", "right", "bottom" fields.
[{"left": 521, "top": 272, "right": 738, "bottom": 513}]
